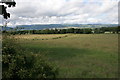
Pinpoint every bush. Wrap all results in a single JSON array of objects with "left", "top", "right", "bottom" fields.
[{"left": 2, "top": 35, "right": 58, "bottom": 79}]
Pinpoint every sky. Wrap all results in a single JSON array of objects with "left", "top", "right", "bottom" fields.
[{"left": 0, "top": 0, "right": 119, "bottom": 27}]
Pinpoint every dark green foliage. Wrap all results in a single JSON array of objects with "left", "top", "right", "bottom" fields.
[
  {"left": 74, "top": 29, "right": 80, "bottom": 33},
  {"left": 66, "top": 28, "right": 74, "bottom": 33},
  {"left": 0, "top": 0, "right": 16, "bottom": 19},
  {"left": 59, "top": 29, "right": 66, "bottom": 34},
  {"left": 83, "top": 28, "right": 92, "bottom": 34},
  {"left": 2, "top": 35, "right": 58, "bottom": 79},
  {"left": 3, "top": 26, "right": 120, "bottom": 35},
  {"left": 94, "top": 27, "right": 119, "bottom": 34}
]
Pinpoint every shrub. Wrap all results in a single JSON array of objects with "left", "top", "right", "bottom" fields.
[{"left": 2, "top": 35, "right": 58, "bottom": 79}]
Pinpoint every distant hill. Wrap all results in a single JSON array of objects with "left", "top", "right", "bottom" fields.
[
  {"left": 16, "top": 24, "right": 118, "bottom": 30},
  {"left": 5, "top": 24, "right": 119, "bottom": 31},
  {"left": 1, "top": 26, "right": 13, "bottom": 31}
]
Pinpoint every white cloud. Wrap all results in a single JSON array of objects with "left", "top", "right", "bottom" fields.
[{"left": 0, "top": 0, "right": 119, "bottom": 27}]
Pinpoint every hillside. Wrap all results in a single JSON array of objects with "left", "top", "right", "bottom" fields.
[{"left": 16, "top": 24, "right": 118, "bottom": 30}]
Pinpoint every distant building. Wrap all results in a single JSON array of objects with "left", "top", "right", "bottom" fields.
[{"left": 104, "top": 31, "right": 112, "bottom": 34}]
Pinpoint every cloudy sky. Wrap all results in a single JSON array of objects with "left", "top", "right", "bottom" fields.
[{"left": 0, "top": 0, "right": 119, "bottom": 27}]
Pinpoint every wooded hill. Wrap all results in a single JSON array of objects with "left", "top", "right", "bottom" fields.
[{"left": 2, "top": 26, "right": 120, "bottom": 35}]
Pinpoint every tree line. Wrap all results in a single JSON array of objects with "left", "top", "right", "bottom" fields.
[{"left": 3, "top": 26, "right": 120, "bottom": 35}]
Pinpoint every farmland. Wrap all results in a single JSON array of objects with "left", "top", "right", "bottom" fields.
[{"left": 15, "top": 34, "right": 118, "bottom": 78}]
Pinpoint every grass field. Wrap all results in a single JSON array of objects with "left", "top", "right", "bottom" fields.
[{"left": 15, "top": 34, "right": 118, "bottom": 78}]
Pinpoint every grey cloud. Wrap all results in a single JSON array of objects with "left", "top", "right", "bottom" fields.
[{"left": 1, "top": 0, "right": 118, "bottom": 26}]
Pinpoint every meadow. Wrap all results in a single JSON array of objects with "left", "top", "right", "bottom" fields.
[{"left": 14, "top": 34, "right": 118, "bottom": 78}]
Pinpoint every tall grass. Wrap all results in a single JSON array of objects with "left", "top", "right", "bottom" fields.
[{"left": 15, "top": 34, "right": 118, "bottom": 78}]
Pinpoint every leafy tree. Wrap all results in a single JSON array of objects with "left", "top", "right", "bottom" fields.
[
  {"left": 54, "top": 29, "right": 59, "bottom": 34},
  {"left": 1, "top": 1, "right": 59, "bottom": 79},
  {"left": 66, "top": 28, "right": 74, "bottom": 33},
  {"left": 94, "top": 28, "right": 100, "bottom": 34},
  {"left": 74, "top": 29, "right": 80, "bottom": 33},
  {"left": 0, "top": 0, "right": 16, "bottom": 19},
  {"left": 84, "top": 28, "right": 92, "bottom": 34},
  {"left": 60, "top": 29, "right": 66, "bottom": 34}
]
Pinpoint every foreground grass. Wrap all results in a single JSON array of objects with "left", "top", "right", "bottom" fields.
[{"left": 15, "top": 34, "right": 118, "bottom": 78}]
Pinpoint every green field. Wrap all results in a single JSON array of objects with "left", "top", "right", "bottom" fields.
[{"left": 15, "top": 34, "right": 118, "bottom": 78}]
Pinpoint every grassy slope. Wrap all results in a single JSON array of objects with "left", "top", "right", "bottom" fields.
[{"left": 16, "top": 34, "right": 118, "bottom": 78}]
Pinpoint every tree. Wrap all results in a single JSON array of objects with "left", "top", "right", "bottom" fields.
[
  {"left": 60, "top": 29, "right": 66, "bottom": 34},
  {"left": 0, "top": 0, "right": 16, "bottom": 19},
  {"left": 84, "top": 28, "right": 92, "bottom": 34},
  {"left": 66, "top": 28, "right": 74, "bottom": 33},
  {"left": 1, "top": 1, "right": 59, "bottom": 79}
]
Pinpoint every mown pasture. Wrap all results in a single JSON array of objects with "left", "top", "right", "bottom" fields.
[{"left": 14, "top": 34, "right": 118, "bottom": 78}]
